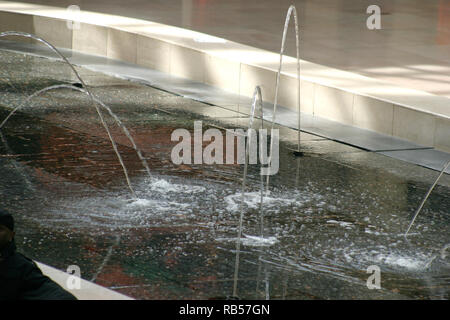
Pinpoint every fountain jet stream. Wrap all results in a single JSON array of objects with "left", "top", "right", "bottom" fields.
[
  {"left": 405, "top": 159, "right": 450, "bottom": 237},
  {"left": 0, "top": 83, "right": 152, "bottom": 178},
  {"left": 0, "top": 32, "right": 147, "bottom": 197},
  {"left": 246, "top": 6, "right": 300, "bottom": 297},
  {"left": 233, "top": 86, "right": 265, "bottom": 298},
  {"left": 266, "top": 5, "right": 301, "bottom": 192},
  {"left": 0, "top": 130, "right": 34, "bottom": 190}
]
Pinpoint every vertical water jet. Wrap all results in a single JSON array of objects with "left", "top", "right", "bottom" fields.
[{"left": 266, "top": 5, "right": 301, "bottom": 192}]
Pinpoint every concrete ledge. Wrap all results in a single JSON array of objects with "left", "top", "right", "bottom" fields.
[
  {"left": 0, "top": 1, "right": 449, "bottom": 152},
  {"left": 36, "top": 262, "right": 133, "bottom": 300},
  {"left": 2, "top": 39, "right": 447, "bottom": 175}
]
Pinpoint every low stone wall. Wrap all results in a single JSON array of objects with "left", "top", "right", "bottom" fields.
[{"left": 0, "top": 1, "right": 448, "bottom": 152}]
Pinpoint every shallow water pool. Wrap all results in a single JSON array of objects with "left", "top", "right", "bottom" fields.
[{"left": 0, "top": 49, "right": 449, "bottom": 299}]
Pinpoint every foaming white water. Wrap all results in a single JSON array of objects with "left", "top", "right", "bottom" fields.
[
  {"left": 326, "top": 220, "right": 353, "bottom": 229},
  {"left": 224, "top": 191, "right": 301, "bottom": 212},
  {"left": 242, "top": 234, "right": 279, "bottom": 246},
  {"left": 342, "top": 245, "right": 434, "bottom": 272},
  {"left": 374, "top": 253, "right": 430, "bottom": 270},
  {"left": 147, "top": 178, "right": 206, "bottom": 194},
  {"left": 215, "top": 234, "right": 279, "bottom": 247},
  {"left": 127, "top": 198, "right": 152, "bottom": 207},
  {"left": 126, "top": 198, "right": 190, "bottom": 211}
]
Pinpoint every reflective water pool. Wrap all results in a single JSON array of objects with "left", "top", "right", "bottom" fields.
[{"left": 0, "top": 49, "right": 449, "bottom": 299}]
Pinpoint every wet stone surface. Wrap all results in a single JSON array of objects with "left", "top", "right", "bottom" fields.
[{"left": 0, "top": 49, "right": 449, "bottom": 300}]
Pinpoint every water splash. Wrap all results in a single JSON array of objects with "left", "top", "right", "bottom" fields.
[
  {"left": 225, "top": 191, "right": 298, "bottom": 212},
  {"left": 216, "top": 235, "right": 278, "bottom": 247},
  {"left": 0, "top": 83, "right": 152, "bottom": 177},
  {"left": 0, "top": 31, "right": 140, "bottom": 197},
  {"left": 0, "top": 31, "right": 153, "bottom": 197},
  {"left": 148, "top": 177, "right": 205, "bottom": 194}
]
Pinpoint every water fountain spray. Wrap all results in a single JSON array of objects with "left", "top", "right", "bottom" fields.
[
  {"left": 266, "top": 4, "right": 301, "bottom": 192},
  {"left": 404, "top": 159, "right": 450, "bottom": 237},
  {"left": 233, "top": 85, "right": 265, "bottom": 298},
  {"left": 0, "top": 84, "right": 152, "bottom": 178},
  {"left": 0, "top": 130, "right": 34, "bottom": 190},
  {"left": 0, "top": 32, "right": 151, "bottom": 197}
]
